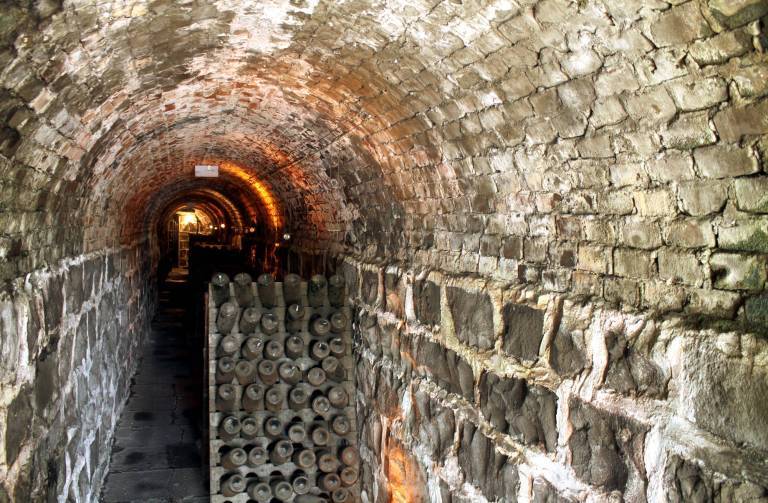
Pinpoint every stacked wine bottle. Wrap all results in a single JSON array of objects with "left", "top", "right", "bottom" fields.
[{"left": 207, "top": 272, "right": 359, "bottom": 503}]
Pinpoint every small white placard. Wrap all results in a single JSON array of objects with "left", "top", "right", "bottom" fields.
[{"left": 195, "top": 165, "right": 219, "bottom": 177}]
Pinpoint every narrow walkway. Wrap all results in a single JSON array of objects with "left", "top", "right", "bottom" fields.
[{"left": 101, "top": 269, "right": 207, "bottom": 503}]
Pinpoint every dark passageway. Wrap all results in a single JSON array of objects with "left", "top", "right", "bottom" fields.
[{"left": 101, "top": 269, "right": 206, "bottom": 502}]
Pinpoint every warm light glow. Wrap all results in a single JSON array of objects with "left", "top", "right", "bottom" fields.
[
  {"left": 178, "top": 211, "right": 197, "bottom": 226},
  {"left": 220, "top": 223, "right": 226, "bottom": 229},
  {"left": 388, "top": 445, "right": 409, "bottom": 503},
  {"left": 211, "top": 160, "right": 283, "bottom": 235}
]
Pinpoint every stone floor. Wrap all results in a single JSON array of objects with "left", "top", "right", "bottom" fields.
[{"left": 101, "top": 269, "right": 208, "bottom": 503}]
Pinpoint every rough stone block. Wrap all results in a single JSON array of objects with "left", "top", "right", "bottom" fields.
[
  {"left": 362, "top": 270, "right": 379, "bottom": 305},
  {"left": 577, "top": 245, "right": 610, "bottom": 274},
  {"left": 457, "top": 422, "right": 521, "bottom": 500},
  {"left": 718, "top": 220, "right": 768, "bottom": 253},
  {"left": 549, "top": 328, "right": 587, "bottom": 377},
  {"left": 664, "top": 219, "right": 716, "bottom": 248},
  {"left": 708, "top": 0, "right": 768, "bottom": 28},
  {"left": 662, "top": 111, "right": 717, "bottom": 149},
  {"left": 447, "top": 287, "right": 495, "bottom": 350},
  {"left": 667, "top": 77, "right": 727, "bottom": 111},
  {"left": 635, "top": 188, "right": 677, "bottom": 218},
  {"left": 568, "top": 397, "right": 648, "bottom": 495},
  {"left": 677, "top": 180, "right": 728, "bottom": 216},
  {"left": 619, "top": 219, "right": 663, "bottom": 249},
  {"left": 649, "top": 2, "right": 713, "bottom": 46},
  {"left": 645, "top": 151, "right": 696, "bottom": 183},
  {"left": 733, "top": 177, "right": 768, "bottom": 213},
  {"left": 613, "top": 248, "right": 654, "bottom": 279},
  {"left": 410, "top": 390, "right": 455, "bottom": 459},
  {"left": 713, "top": 101, "right": 768, "bottom": 142},
  {"left": 687, "top": 288, "right": 741, "bottom": 318},
  {"left": 478, "top": 371, "right": 557, "bottom": 452},
  {"left": 710, "top": 252, "right": 766, "bottom": 291},
  {"left": 5, "top": 385, "right": 33, "bottom": 467},
  {"left": 604, "top": 329, "right": 666, "bottom": 397},
  {"left": 413, "top": 279, "right": 440, "bottom": 326},
  {"left": 658, "top": 249, "right": 704, "bottom": 286},
  {"left": 689, "top": 29, "right": 752, "bottom": 66},
  {"left": 693, "top": 145, "right": 759, "bottom": 179},
  {"left": 680, "top": 336, "right": 768, "bottom": 450},
  {"left": 502, "top": 303, "right": 545, "bottom": 361},
  {"left": 623, "top": 87, "right": 676, "bottom": 124}
]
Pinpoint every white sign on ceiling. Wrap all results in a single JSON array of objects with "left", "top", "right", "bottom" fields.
[{"left": 195, "top": 165, "right": 219, "bottom": 177}]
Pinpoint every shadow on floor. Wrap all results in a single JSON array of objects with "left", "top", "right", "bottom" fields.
[{"left": 101, "top": 269, "right": 208, "bottom": 503}]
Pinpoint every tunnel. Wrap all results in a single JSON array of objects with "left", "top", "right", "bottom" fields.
[{"left": 1, "top": 0, "right": 768, "bottom": 502}]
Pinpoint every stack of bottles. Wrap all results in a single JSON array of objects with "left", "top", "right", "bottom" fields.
[{"left": 207, "top": 272, "right": 358, "bottom": 503}]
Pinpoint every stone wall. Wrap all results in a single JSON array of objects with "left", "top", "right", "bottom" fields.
[
  {"left": 0, "top": 244, "right": 156, "bottom": 502},
  {"left": 340, "top": 257, "right": 768, "bottom": 502}
]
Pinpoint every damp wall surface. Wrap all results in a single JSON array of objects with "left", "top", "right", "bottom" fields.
[
  {"left": 339, "top": 257, "right": 768, "bottom": 502},
  {"left": 0, "top": 244, "right": 156, "bottom": 502}
]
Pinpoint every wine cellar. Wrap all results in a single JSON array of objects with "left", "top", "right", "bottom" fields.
[{"left": 206, "top": 273, "right": 359, "bottom": 503}]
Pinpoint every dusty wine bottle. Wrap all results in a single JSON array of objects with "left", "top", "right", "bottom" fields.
[
  {"left": 241, "top": 415, "right": 259, "bottom": 439},
  {"left": 257, "top": 360, "right": 278, "bottom": 385},
  {"left": 216, "top": 301, "right": 239, "bottom": 334},
  {"left": 215, "top": 384, "right": 237, "bottom": 411},
  {"left": 292, "top": 448, "right": 316, "bottom": 470},
  {"left": 286, "top": 419, "right": 306, "bottom": 443},
  {"left": 279, "top": 361, "right": 302, "bottom": 385},
  {"left": 210, "top": 272, "right": 230, "bottom": 307},
  {"left": 330, "top": 311, "right": 348, "bottom": 333},
  {"left": 340, "top": 466, "right": 359, "bottom": 486},
  {"left": 306, "top": 366, "right": 327, "bottom": 387},
  {"left": 248, "top": 445, "right": 269, "bottom": 467},
  {"left": 235, "top": 360, "right": 257, "bottom": 385},
  {"left": 288, "top": 386, "right": 309, "bottom": 410},
  {"left": 233, "top": 272, "right": 254, "bottom": 307},
  {"left": 329, "top": 336, "right": 345, "bottom": 357},
  {"left": 242, "top": 384, "right": 265, "bottom": 412},
  {"left": 247, "top": 481, "right": 272, "bottom": 503},
  {"left": 310, "top": 340, "right": 330, "bottom": 361},
  {"left": 263, "top": 416, "right": 283, "bottom": 439},
  {"left": 265, "top": 386, "right": 285, "bottom": 412},
  {"left": 261, "top": 312, "right": 279, "bottom": 335},
  {"left": 265, "top": 339, "right": 284, "bottom": 360},
  {"left": 256, "top": 273, "right": 277, "bottom": 308},
  {"left": 292, "top": 471, "right": 312, "bottom": 495},
  {"left": 271, "top": 479, "right": 294, "bottom": 502},
  {"left": 283, "top": 273, "right": 303, "bottom": 305},
  {"left": 311, "top": 393, "right": 331, "bottom": 415},
  {"left": 309, "top": 316, "right": 331, "bottom": 338},
  {"left": 332, "top": 488, "right": 351, "bottom": 502},
  {"left": 221, "top": 473, "right": 246, "bottom": 497},
  {"left": 286, "top": 303, "right": 304, "bottom": 333},
  {"left": 215, "top": 356, "right": 236, "bottom": 384},
  {"left": 308, "top": 275, "right": 327, "bottom": 307},
  {"left": 327, "top": 386, "right": 349, "bottom": 409},
  {"left": 328, "top": 274, "right": 345, "bottom": 307},
  {"left": 321, "top": 355, "right": 340, "bottom": 376},
  {"left": 269, "top": 439, "right": 294, "bottom": 464},
  {"left": 340, "top": 446, "right": 359, "bottom": 466},
  {"left": 241, "top": 335, "right": 264, "bottom": 360},
  {"left": 310, "top": 421, "right": 330, "bottom": 446},
  {"left": 218, "top": 334, "right": 239, "bottom": 357},
  {"left": 284, "top": 335, "right": 304, "bottom": 359},
  {"left": 218, "top": 415, "right": 241, "bottom": 441},
  {"left": 221, "top": 446, "right": 247, "bottom": 470},
  {"left": 317, "top": 450, "right": 340, "bottom": 473},
  {"left": 331, "top": 415, "right": 351, "bottom": 436},
  {"left": 318, "top": 472, "right": 342, "bottom": 491},
  {"left": 239, "top": 307, "right": 261, "bottom": 334}
]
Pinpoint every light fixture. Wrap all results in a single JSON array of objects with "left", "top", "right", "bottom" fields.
[
  {"left": 195, "top": 164, "right": 219, "bottom": 177},
  {"left": 179, "top": 211, "right": 197, "bottom": 226},
  {"left": 283, "top": 233, "right": 291, "bottom": 241},
  {"left": 220, "top": 223, "right": 226, "bottom": 229}
]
